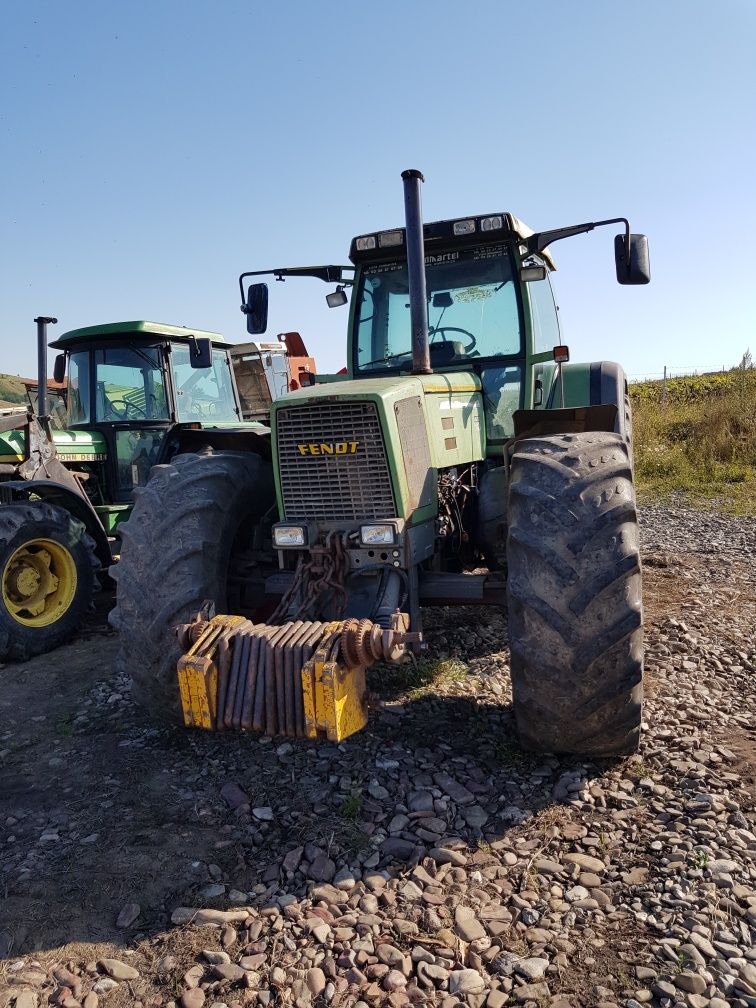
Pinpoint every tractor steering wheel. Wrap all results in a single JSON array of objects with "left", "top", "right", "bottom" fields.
[
  {"left": 429, "top": 326, "right": 477, "bottom": 353},
  {"left": 106, "top": 399, "right": 147, "bottom": 420}
]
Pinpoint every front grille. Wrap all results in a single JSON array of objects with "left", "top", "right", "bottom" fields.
[{"left": 276, "top": 401, "right": 396, "bottom": 521}]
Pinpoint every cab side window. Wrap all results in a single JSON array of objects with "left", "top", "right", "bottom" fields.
[
  {"left": 67, "top": 352, "right": 91, "bottom": 424},
  {"left": 526, "top": 258, "right": 561, "bottom": 355}
]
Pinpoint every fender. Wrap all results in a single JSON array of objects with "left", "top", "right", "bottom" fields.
[
  {"left": 156, "top": 422, "right": 272, "bottom": 465},
  {"left": 1, "top": 479, "right": 112, "bottom": 572},
  {"left": 529, "top": 360, "right": 631, "bottom": 441},
  {"left": 512, "top": 403, "right": 619, "bottom": 441},
  {"left": 588, "top": 361, "right": 632, "bottom": 443}
]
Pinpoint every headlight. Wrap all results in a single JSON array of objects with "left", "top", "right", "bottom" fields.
[
  {"left": 355, "top": 235, "right": 377, "bottom": 251},
  {"left": 273, "top": 525, "right": 307, "bottom": 547},
  {"left": 360, "top": 524, "right": 396, "bottom": 546},
  {"left": 480, "top": 215, "right": 503, "bottom": 232}
]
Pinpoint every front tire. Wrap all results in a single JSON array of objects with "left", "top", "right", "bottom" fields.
[
  {"left": 110, "top": 451, "right": 275, "bottom": 723},
  {"left": 0, "top": 502, "right": 98, "bottom": 661},
  {"left": 506, "top": 432, "right": 643, "bottom": 755}
]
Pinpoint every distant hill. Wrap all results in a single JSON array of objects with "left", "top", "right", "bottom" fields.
[{"left": 0, "top": 373, "right": 27, "bottom": 404}]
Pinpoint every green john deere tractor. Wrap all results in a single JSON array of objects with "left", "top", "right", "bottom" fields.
[
  {"left": 113, "top": 169, "right": 650, "bottom": 755},
  {"left": 0, "top": 319, "right": 271, "bottom": 661}
]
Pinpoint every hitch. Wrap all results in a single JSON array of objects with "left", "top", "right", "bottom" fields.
[{"left": 175, "top": 611, "right": 422, "bottom": 742}]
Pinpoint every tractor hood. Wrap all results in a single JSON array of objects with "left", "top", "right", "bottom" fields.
[{"left": 274, "top": 370, "right": 481, "bottom": 406}]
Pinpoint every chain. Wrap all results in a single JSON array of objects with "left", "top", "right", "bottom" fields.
[{"left": 270, "top": 531, "right": 350, "bottom": 624}]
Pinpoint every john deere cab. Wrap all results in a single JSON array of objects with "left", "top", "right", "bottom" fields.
[
  {"left": 48, "top": 320, "right": 249, "bottom": 523},
  {"left": 114, "top": 170, "right": 650, "bottom": 756},
  {"left": 0, "top": 320, "right": 271, "bottom": 661}
]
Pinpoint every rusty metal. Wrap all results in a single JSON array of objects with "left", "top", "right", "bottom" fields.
[
  {"left": 216, "top": 631, "right": 233, "bottom": 729},
  {"left": 175, "top": 609, "right": 423, "bottom": 741},
  {"left": 281, "top": 621, "right": 309, "bottom": 738},
  {"left": 177, "top": 600, "right": 217, "bottom": 651},
  {"left": 270, "top": 530, "right": 350, "bottom": 624},
  {"left": 338, "top": 611, "right": 422, "bottom": 666},
  {"left": 240, "top": 629, "right": 262, "bottom": 729},
  {"left": 227, "top": 628, "right": 250, "bottom": 729}
]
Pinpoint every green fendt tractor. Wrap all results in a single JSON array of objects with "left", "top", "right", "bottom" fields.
[
  {"left": 113, "top": 170, "right": 650, "bottom": 755},
  {"left": 0, "top": 319, "right": 270, "bottom": 661}
]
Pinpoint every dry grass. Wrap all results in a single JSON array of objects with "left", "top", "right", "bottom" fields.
[
  {"left": 631, "top": 368, "right": 756, "bottom": 514},
  {"left": 0, "top": 371, "right": 27, "bottom": 403}
]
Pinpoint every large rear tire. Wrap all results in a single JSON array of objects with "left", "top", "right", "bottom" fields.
[
  {"left": 506, "top": 432, "right": 643, "bottom": 755},
  {"left": 0, "top": 502, "right": 98, "bottom": 661},
  {"left": 110, "top": 451, "right": 274, "bottom": 723}
]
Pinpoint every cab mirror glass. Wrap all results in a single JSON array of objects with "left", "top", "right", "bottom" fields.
[
  {"left": 189, "top": 336, "right": 212, "bottom": 369},
  {"left": 521, "top": 265, "right": 547, "bottom": 282},
  {"left": 615, "top": 234, "right": 651, "bottom": 285},
  {"left": 53, "top": 353, "right": 66, "bottom": 384},
  {"left": 246, "top": 283, "right": 269, "bottom": 334},
  {"left": 326, "top": 287, "right": 348, "bottom": 308}
]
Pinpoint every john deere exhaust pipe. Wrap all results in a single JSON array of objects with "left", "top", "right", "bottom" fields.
[
  {"left": 34, "top": 315, "right": 57, "bottom": 424},
  {"left": 401, "top": 169, "right": 432, "bottom": 376}
]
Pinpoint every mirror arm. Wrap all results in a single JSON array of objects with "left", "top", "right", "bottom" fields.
[
  {"left": 529, "top": 217, "right": 631, "bottom": 257},
  {"left": 239, "top": 265, "right": 355, "bottom": 305}
]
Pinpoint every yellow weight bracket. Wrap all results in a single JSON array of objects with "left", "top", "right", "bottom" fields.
[
  {"left": 321, "top": 660, "right": 368, "bottom": 742},
  {"left": 301, "top": 622, "right": 368, "bottom": 742},
  {"left": 177, "top": 615, "right": 246, "bottom": 729}
]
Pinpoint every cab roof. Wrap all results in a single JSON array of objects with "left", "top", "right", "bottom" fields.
[
  {"left": 349, "top": 212, "right": 556, "bottom": 269},
  {"left": 50, "top": 320, "right": 226, "bottom": 349}
]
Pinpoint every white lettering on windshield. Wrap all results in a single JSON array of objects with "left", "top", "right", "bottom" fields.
[{"left": 424, "top": 252, "right": 460, "bottom": 264}]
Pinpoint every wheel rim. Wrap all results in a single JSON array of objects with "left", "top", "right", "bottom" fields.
[{"left": 2, "top": 538, "right": 78, "bottom": 628}]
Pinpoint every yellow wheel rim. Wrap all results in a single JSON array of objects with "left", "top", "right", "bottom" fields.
[{"left": 2, "top": 538, "right": 78, "bottom": 628}]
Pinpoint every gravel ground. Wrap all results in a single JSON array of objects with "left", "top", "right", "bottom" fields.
[{"left": 1, "top": 503, "right": 755, "bottom": 1008}]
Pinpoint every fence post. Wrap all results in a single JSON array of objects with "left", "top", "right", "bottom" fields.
[{"left": 661, "top": 365, "right": 667, "bottom": 404}]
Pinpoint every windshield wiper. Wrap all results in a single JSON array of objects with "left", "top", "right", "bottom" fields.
[{"left": 359, "top": 350, "right": 412, "bottom": 369}]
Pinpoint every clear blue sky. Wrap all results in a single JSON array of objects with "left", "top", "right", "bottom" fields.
[{"left": 2, "top": 0, "right": 754, "bottom": 379}]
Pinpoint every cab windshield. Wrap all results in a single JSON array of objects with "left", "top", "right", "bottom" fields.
[
  {"left": 355, "top": 244, "right": 522, "bottom": 373},
  {"left": 170, "top": 345, "right": 240, "bottom": 423}
]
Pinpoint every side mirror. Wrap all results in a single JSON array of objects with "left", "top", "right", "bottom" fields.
[
  {"left": 520, "top": 265, "right": 547, "bottom": 283},
  {"left": 53, "top": 353, "right": 66, "bottom": 384},
  {"left": 615, "top": 234, "right": 651, "bottom": 285},
  {"left": 245, "top": 283, "right": 269, "bottom": 334},
  {"left": 189, "top": 336, "right": 213, "bottom": 369},
  {"left": 326, "top": 286, "right": 348, "bottom": 308}
]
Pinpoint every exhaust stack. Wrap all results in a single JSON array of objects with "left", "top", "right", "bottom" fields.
[
  {"left": 401, "top": 169, "right": 432, "bottom": 375},
  {"left": 33, "top": 316, "right": 57, "bottom": 423}
]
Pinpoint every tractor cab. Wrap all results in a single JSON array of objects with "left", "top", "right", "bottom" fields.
[{"left": 50, "top": 321, "right": 243, "bottom": 520}]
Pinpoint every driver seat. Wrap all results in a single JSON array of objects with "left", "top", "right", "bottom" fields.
[{"left": 429, "top": 340, "right": 465, "bottom": 364}]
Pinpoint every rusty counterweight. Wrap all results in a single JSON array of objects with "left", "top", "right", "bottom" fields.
[{"left": 175, "top": 612, "right": 422, "bottom": 741}]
